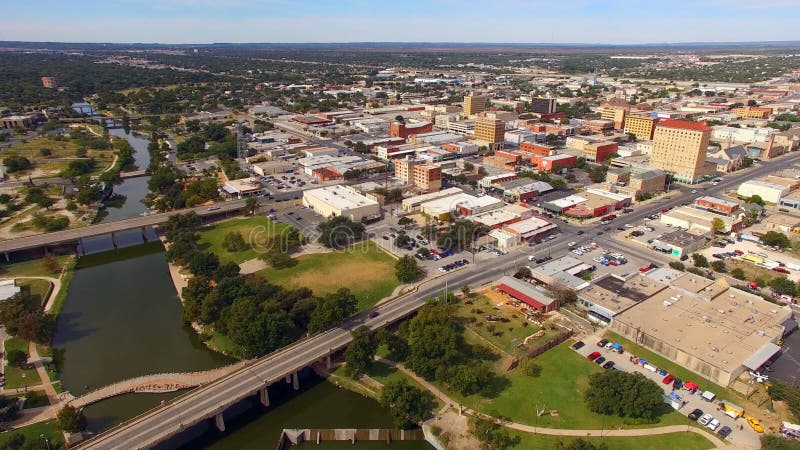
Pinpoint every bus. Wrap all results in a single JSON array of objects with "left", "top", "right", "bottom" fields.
[{"left": 741, "top": 254, "right": 765, "bottom": 264}]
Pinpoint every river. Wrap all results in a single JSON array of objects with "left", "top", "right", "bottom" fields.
[{"left": 53, "top": 128, "right": 431, "bottom": 448}]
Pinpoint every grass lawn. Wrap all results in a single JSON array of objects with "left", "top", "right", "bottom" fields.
[
  {"left": 454, "top": 294, "right": 548, "bottom": 355},
  {"left": 0, "top": 420, "right": 65, "bottom": 448},
  {"left": 197, "top": 216, "right": 293, "bottom": 264},
  {"left": 509, "top": 431, "right": 713, "bottom": 450},
  {"left": 11, "top": 390, "right": 50, "bottom": 409},
  {"left": 18, "top": 279, "right": 53, "bottom": 306},
  {"left": 603, "top": 331, "right": 745, "bottom": 404},
  {"left": 724, "top": 259, "right": 776, "bottom": 284},
  {"left": 0, "top": 255, "right": 70, "bottom": 279},
  {"left": 206, "top": 332, "right": 238, "bottom": 356},
  {"left": 3, "top": 337, "right": 42, "bottom": 389},
  {"left": 256, "top": 241, "right": 399, "bottom": 310},
  {"left": 441, "top": 343, "right": 696, "bottom": 430},
  {"left": 4, "top": 136, "right": 115, "bottom": 177}
]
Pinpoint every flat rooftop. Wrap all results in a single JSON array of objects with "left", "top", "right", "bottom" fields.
[{"left": 303, "top": 185, "right": 378, "bottom": 210}]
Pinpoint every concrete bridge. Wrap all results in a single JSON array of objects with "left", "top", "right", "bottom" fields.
[
  {"left": 74, "top": 288, "right": 430, "bottom": 450},
  {"left": 0, "top": 199, "right": 251, "bottom": 258},
  {"left": 119, "top": 170, "right": 148, "bottom": 179},
  {"left": 65, "top": 362, "right": 248, "bottom": 409}
]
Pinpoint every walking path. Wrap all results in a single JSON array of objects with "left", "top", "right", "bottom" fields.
[{"left": 375, "top": 357, "right": 727, "bottom": 449}]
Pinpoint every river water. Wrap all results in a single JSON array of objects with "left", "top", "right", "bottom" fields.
[{"left": 53, "top": 128, "right": 431, "bottom": 448}]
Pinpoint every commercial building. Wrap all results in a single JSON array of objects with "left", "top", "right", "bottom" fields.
[
  {"left": 577, "top": 275, "right": 667, "bottom": 325},
  {"left": 558, "top": 189, "right": 631, "bottom": 219},
  {"left": 599, "top": 106, "right": 627, "bottom": 129},
  {"left": 221, "top": 178, "right": 264, "bottom": 199},
  {"left": 529, "top": 256, "right": 593, "bottom": 291},
  {"left": 0, "top": 115, "right": 33, "bottom": 129},
  {"left": 612, "top": 270, "right": 794, "bottom": 387},
  {"left": 649, "top": 120, "right": 713, "bottom": 184},
  {"left": 695, "top": 196, "right": 740, "bottom": 216},
  {"left": 390, "top": 121, "right": 433, "bottom": 139},
  {"left": 731, "top": 106, "right": 773, "bottom": 119},
  {"left": 463, "top": 93, "right": 488, "bottom": 116},
  {"left": 503, "top": 216, "right": 558, "bottom": 241},
  {"left": 660, "top": 206, "right": 743, "bottom": 234},
  {"left": 472, "top": 203, "right": 535, "bottom": 230},
  {"left": 582, "top": 141, "right": 619, "bottom": 163},
  {"left": 584, "top": 119, "right": 615, "bottom": 134},
  {"left": 442, "top": 142, "right": 479, "bottom": 156},
  {"left": 495, "top": 276, "right": 559, "bottom": 313},
  {"left": 628, "top": 168, "right": 667, "bottom": 199},
  {"left": 302, "top": 185, "right": 380, "bottom": 222},
  {"left": 401, "top": 187, "right": 463, "bottom": 212},
  {"left": 41, "top": 76, "right": 57, "bottom": 89},
  {"left": 504, "top": 181, "right": 554, "bottom": 202},
  {"left": 420, "top": 193, "right": 501, "bottom": 220},
  {"left": 527, "top": 97, "right": 556, "bottom": 115},
  {"left": 712, "top": 126, "right": 775, "bottom": 144},
  {"left": 520, "top": 141, "right": 557, "bottom": 157},
  {"left": 413, "top": 164, "right": 442, "bottom": 193},
  {"left": 474, "top": 116, "right": 506, "bottom": 151},
  {"left": 534, "top": 154, "right": 577, "bottom": 173},
  {"left": 478, "top": 172, "right": 518, "bottom": 188},
  {"left": 737, "top": 180, "right": 791, "bottom": 204},
  {"left": 252, "top": 160, "right": 294, "bottom": 176},
  {"left": 624, "top": 114, "right": 658, "bottom": 140},
  {"left": 650, "top": 230, "right": 708, "bottom": 258}
]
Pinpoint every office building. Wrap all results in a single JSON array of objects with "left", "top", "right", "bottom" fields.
[
  {"left": 302, "top": 185, "right": 380, "bottom": 222},
  {"left": 529, "top": 98, "right": 556, "bottom": 114},
  {"left": 649, "top": 120, "right": 713, "bottom": 184},
  {"left": 599, "top": 106, "right": 627, "bottom": 129},
  {"left": 463, "top": 93, "right": 488, "bottom": 116},
  {"left": 731, "top": 106, "right": 773, "bottom": 119},
  {"left": 624, "top": 115, "right": 658, "bottom": 140},
  {"left": 474, "top": 115, "right": 506, "bottom": 151}
]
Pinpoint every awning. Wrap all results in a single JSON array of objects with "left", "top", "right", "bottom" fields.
[{"left": 743, "top": 342, "right": 782, "bottom": 371}]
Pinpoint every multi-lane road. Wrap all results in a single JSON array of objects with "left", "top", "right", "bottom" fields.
[{"left": 77, "top": 151, "right": 800, "bottom": 448}]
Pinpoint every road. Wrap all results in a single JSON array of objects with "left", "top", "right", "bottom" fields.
[{"left": 77, "top": 151, "right": 800, "bottom": 448}]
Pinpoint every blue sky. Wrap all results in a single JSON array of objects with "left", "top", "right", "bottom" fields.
[{"left": 2, "top": 0, "right": 800, "bottom": 44}]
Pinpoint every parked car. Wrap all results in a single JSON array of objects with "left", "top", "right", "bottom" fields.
[
  {"left": 587, "top": 351, "right": 601, "bottom": 361},
  {"left": 571, "top": 341, "right": 585, "bottom": 350},
  {"left": 747, "top": 416, "right": 765, "bottom": 433},
  {"left": 662, "top": 374, "right": 675, "bottom": 384},
  {"left": 602, "top": 361, "right": 615, "bottom": 369},
  {"left": 594, "top": 356, "right": 606, "bottom": 365},
  {"left": 707, "top": 418, "right": 721, "bottom": 431},
  {"left": 717, "top": 426, "right": 732, "bottom": 438},
  {"left": 698, "top": 414, "right": 713, "bottom": 426},
  {"left": 673, "top": 378, "right": 683, "bottom": 390},
  {"left": 688, "top": 409, "right": 704, "bottom": 421},
  {"left": 597, "top": 339, "right": 609, "bottom": 347}
]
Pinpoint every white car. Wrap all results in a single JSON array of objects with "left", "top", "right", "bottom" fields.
[
  {"left": 572, "top": 250, "right": 583, "bottom": 255},
  {"left": 691, "top": 190, "right": 698, "bottom": 194},
  {"left": 698, "top": 414, "right": 713, "bottom": 426},
  {"left": 707, "top": 418, "right": 721, "bottom": 431},
  {"left": 568, "top": 241, "right": 577, "bottom": 247},
  {"left": 624, "top": 224, "right": 634, "bottom": 228}
]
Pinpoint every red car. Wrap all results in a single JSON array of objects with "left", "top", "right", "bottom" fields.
[
  {"left": 734, "top": 249, "right": 744, "bottom": 255},
  {"left": 588, "top": 351, "right": 601, "bottom": 361},
  {"left": 774, "top": 267, "right": 790, "bottom": 274},
  {"left": 662, "top": 374, "right": 675, "bottom": 384}
]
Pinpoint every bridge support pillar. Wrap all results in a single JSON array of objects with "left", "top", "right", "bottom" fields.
[
  {"left": 326, "top": 354, "right": 332, "bottom": 370},
  {"left": 3, "top": 252, "right": 8, "bottom": 263},
  {"left": 215, "top": 412, "right": 225, "bottom": 432},
  {"left": 292, "top": 372, "right": 299, "bottom": 391},
  {"left": 285, "top": 374, "right": 292, "bottom": 384},
  {"left": 141, "top": 226, "right": 147, "bottom": 242},
  {"left": 259, "top": 386, "right": 270, "bottom": 407},
  {"left": 111, "top": 232, "right": 118, "bottom": 249}
]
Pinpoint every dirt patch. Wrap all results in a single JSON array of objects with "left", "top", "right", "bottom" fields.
[{"left": 428, "top": 410, "right": 481, "bottom": 450}]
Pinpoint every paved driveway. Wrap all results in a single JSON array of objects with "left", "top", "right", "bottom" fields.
[{"left": 571, "top": 338, "right": 762, "bottom": 449}]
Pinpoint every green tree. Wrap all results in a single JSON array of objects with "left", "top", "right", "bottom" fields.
[
  {"left": 244, "top": 196, "right": 259, "bottom": 215},
  {"left": 380, "top": 331, "right": 409, "bottom": 361},
  {"left": 308, "top": 288, "right": 358, "bottom": 333},
  {"left": 398, "top": 216, "right": 414, "bottom": 226},
  {"left": 316, "top": 216, "right": 365, "bottom": 249},
  {"left": 57, "top": 405, "right": 87, "bottom": 433},
  {"left": 668, "top": 261, "right": 685, "bottom": 271},
  {"left": 6, "top": 349, "right": 26, "bottom": 367},
  {"left": 189, "top": 252, "right": 219, "bottom": 277},
  {"left": 221, "top": 231, "right": 248, "bottom": 252},
  {"left": 379, "top": 380, "right": 435, "bottom": 429},
  {"left": 763, "top": 231, "right": 791, "bottom": 249},
  {"left": 261, "top": 249, "right": 296, "bottom": 269},
  {"left": 760, "top": 435, "right": 800, "bottom": 450},
  {"left": 710, "top": 260, "right": 727, "bottom": 273},
  {"left": 218, "top": 296, "right": 294, "bottom": 358},
  {"left": 3, "top": 156, "right": 32, "bottom": 173},
  {"left": 769, "top": 277, "right": 797, "bottom": 296},
  {"left": 747, "top": 194, "right": 765, "bottom": 206},
  {"left": 711, "top": 217, "right": 725, "bottom": 233},
  {"left": 344, "top": 326, "right": 378, "bottom": 378},
  {"left": 730, "top": 268, "right": 746, "bottom": 280},
  {"left": 395, "top": 256, "right": 421, "bottom": 283},
  {"left": 395, "top": 234, "right": 412, "bottom": 248},
  {"left": 584, "top": 371, "right": 665, "bottom": 421},
  {"left": 470, "top": 418, "right": 521, "bottom": 450},
  {"left": 555, "top": 438, "right": 609, "bottom": 450},
  {"left": 691, "top": 253, "right": 709, "bottom": 268}
]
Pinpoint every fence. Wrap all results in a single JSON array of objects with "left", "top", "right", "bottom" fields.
[{"left": 525, "top": 330, "right": 574, "bottom": 358}]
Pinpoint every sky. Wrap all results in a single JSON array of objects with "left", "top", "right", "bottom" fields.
[{"left": 2, "top": 0, "right": 800, "bottom": 45}]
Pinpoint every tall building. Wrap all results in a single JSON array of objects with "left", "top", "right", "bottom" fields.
[
  {"left": 463, "top": 93, "right": 488, "bottom": 116},
  {"left": 475, "top": 116, "right": 506, "bottom": 151},
  {"left": 649, "top": 120, "right": 712, "bottom": 184},
  {"left": 413, "top": 164, "right": 442, "bottom": 193},
  {"left": 599, "top": 106, "right": 627, "bottom": 129},
  {"left": 529, "top": 98, "right": 556, "bottom": 114},
  {"left": 41, "top": 76, "right": 57, "bottom": 89},
  {"left": 624, "top": 114, "right": 658, "bottom": 140}
]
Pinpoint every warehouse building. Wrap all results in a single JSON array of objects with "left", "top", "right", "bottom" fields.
[
  {"left": 495, "top": 276, "right": 560, "bottom": 313},
  {"left": 660, "top": 206, "right": 743, "bottom": 234},
  {"left": 612, "top": 270, "right": 795, "bottom": 387},
  {"left": 302, "top": 185, "right": 380, "bottom": 222}
]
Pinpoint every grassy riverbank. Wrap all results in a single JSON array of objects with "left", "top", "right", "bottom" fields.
[{"left": 75, "top": 241, "right": 165, "bottom": 269}]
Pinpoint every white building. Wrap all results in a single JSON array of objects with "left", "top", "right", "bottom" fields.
[
  {"left": 712, "top": 126, "right": 776, "bottom": 144},
  {"left": 737, "top": 180, "right": 790, "bottom": 204},
  {"left": 401, "top": 187, "right": 463, "bottom": 212},
  {"left": 302, "top": 185, "right": 380, "bottom": 222}
]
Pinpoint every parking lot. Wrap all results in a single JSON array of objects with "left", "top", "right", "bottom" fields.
[{"left": 572, "top": 337, "right": 762, "bottom": 448}]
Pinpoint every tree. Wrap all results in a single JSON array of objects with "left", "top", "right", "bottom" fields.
[
  {"left": 395, "top": 234, "right": 412, "bottom": 248},
  {"left": 769, "top": 277, "right": 797, "bottom": 296},
  {"left": 57, "top": 405, "right": 87, "bottom": 433},
  {"left": 730, "top": 268, "right": 746, "bottom": 280},
  {"left": 691, "top": 253, "right": 709, "bottom": 268},
  {"left": 763, "top": 231, "right": 791, "bottom": 249},
  {"left": 3, "top": 156, "right": 32, "bottom": 173},
  {"left": 398, "top": 216, "right": 413, "bottom": 226},
  {"left": 221, "top": 231, "right": 248, "bottom": 252},
  {"left": 395, "top": 256, "right": 421, "bottom": 283},
  {"left": 6, "top": 349, "right": 26, "bottom": 367},
  {"left": 42, "top": 254, "right": 61, "bottom": 274},
  {"left": 514, "top": 267, "right": 531, "bottom": 279},
  {"left": 379, "top": 380, "right": 434, "bottom": 429},
  {"left": 261, "top": 249, "right": 296, "bottom": 269},
  {"left": 761, "top": 435, "right": 800, "bottom": 450},
  {"left": 747, "top": 195, "right": 765, "bottom": 206},
  {"left": 585, "top": 370, "right": 665, "bottom": 420},
  {"left": 214, "top": 262, "right": 241, "bottom": 280},
  {"left": 470, "top": 418, "right": 521, "bottom": 450},
  {"left": 668, "top": 261, "right": 685, "bottom": 271},
  {"left": 244, "top": 196, "right": 259, "bottom": 215},
  {"left": 548, "top": 282, "right": 577, "bottom": 304},
  {"left": 711, "top": 217, "right": 725, "bottom": 233},
  {"left": 316, "top": 216, "right": 365, "bottom": 249},
  {"left": 710, "top": 260, "right": 727, "bottom": 273},
  {"left": 189, "top": 252, "right": 219, "bottom": 277},
  {"left": 218, "top": 297, "right": 294, "bottom": 358},
  {"left": 555, "top": 439, "right": 609, "bottom": 450},
  {"left": 380, "top": 331, "right": 409, "bottom": 361},
  {"left": 344, "top": 326, "right": 378, "bottom": 378},
  {"left": 308, "top": 288, "right": 358, "bottom": 333}
]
